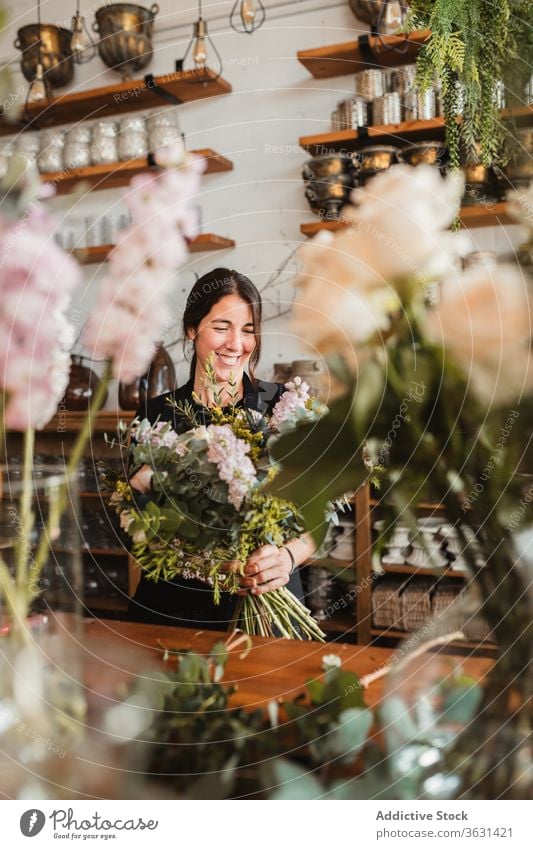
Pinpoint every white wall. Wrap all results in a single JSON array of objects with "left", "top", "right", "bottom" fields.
[{"left": 0, "top": 1, "right": 525, "bottom": 403}]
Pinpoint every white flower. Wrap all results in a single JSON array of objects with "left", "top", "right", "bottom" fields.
[
  {"left": 424, "top": 263, "right": 533, "bottom": 405},
  {"left": 290, "top": 166, "right": 470, "bottom": 373},
  {"left": 119, "top": 510, "right": 134, "bottom": 532},
  {"left": 321, "top": 653, "right": 342, "bottom": 671}
]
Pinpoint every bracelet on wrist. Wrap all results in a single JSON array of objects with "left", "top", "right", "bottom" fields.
[{"left": 282, "top": 545, "right": 296, "bottom": 576}]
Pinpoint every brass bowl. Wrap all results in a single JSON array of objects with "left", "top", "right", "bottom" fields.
[
  {"left": 93, "top": 3, "right": 159, "bottom": 80},
  {"left": 351, "top": 144, "right": 400, "bottom": 181},
  {"left": 15, "top": 24, "right": 74, "bottom": 88},
  {"left": 348, "top": 0, "right": 384, "bottom": 26},
  {"left": 401, "top": 141, "right": 447, "bottom": 167},
  {"left": 505, "top": 128, "right": 533, "bottom": 186}
]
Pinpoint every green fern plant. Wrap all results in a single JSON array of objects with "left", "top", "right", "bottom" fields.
[{"left": 406, "top": 0, "right": 532, "bottom": 169}]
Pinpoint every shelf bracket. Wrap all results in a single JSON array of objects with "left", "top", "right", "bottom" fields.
[
  {"left": 143, "top": 73, "right": 184, "bottom": 106},
  {"left": 357, "top": 33, "right": 381, "bottom": 69}
]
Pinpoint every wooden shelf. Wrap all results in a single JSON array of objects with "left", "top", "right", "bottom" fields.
[
  {"left": 40, "top": 149, "right": 233, "bottom": 195},
  {"left": 370, "top": 627, "right": 496, "bottom": 650},
  {"left": 379, "top": 563, "right": 466, "bottom": 578},
  {"left": 299, "top": 106, "right": 532, "bottom": 155},
  {"left": 370, "top": 498, "right": 446, "bottom": 511},
  {"left": 73, "top": 233, "right": 236, "bottom": 264},
  {"left": 459, "top": 202, "right": 514, "bottom": 228},
  {"left": 300, "top": 117, "right": 446, "bottom": 154},
  {"left": 187, "top": 233, "right": 236, "bottom": 253},
  {"left": 42, "top": 410, "right": 134, "bottom": 434},
  {"left": 0, "top": 69, "right": 232, "bottom": 136},
  {"left": 318, "top": 613, "right": 357, "bottom": 634},
  {"left": 301, "top": 202, "right": 514, "bottom": 235},
  {"left": 297, "top": 29, "right": 431, "bottom": 79}
]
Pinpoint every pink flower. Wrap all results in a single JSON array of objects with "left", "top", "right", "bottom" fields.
[
  {"left": 84, "top": 155, "right": 202, "bottom": 382},
  {"left": 206, "top": 425, "right": 257, "bottom": 509},
  {"left": 270, "top": 376, "right": 310, "bottom": 430},
  {"left": 0, "top": 207, "right": 80, "bottom": 430}
]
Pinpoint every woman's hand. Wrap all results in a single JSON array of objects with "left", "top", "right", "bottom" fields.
[
  {"left": 129, "top": 463, "right": 154, "bottom": 494},
  {"left": 238, "top": 544, "right": 293, "bottom": 595}
]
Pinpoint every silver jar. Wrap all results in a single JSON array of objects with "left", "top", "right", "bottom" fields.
[
  {"left": 493, "top": 79, "right": 506, "bottom": 110},
  {"left": 64, "top": 141, "right": 91, "bottom": 170},
  {"left": 66, "top": 125, "right": 92, "bottom": 145},
  {"left": 371, "top": 92, "right": 402, "bottom": 126},
  {"left": 146, "top": 110, "right": 180, "bottom": 152},
  {"left": 37, "top": 129, "right": 64, "bottom": 173},
  {"left": 118, "top": 116, "right": 147, "bottom": 161},
  {"left": 90, "top": 121, "right": 118, "bottom": 165},
  {"left": 355, "top": 68, "right": 385, "bottom": 101},
  {"left": 92, "top": 120, "right": 118, "bottom": 139},
  {"left": 341, "top": 95, "right": 368, "bottom": 129},
  {"left": 0, "top": 147, "right": 13, "bottom": 179},
  {"left": 526, "top": 74, "right": 533, "bottom": 106},
  {"left": 387, "top": 64, "right": 417, "bottom": 95},
  {"left": 416, "top": 86, "right": 436, "bottom": 120}
]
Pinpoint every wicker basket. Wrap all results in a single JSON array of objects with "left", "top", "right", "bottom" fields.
[
  {"left": 372, "top": 576, "right": 405, "bottom": 629},
  {"left": 432, "top": 581, "right": 465, "bottom": 633},
  {"left": 400, "top": 577, "right": 434, "bottom": 631}
]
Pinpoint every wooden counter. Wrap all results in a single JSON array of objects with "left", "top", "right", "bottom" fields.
[{"left": 82, "top": 618, "right": 493, "bottom": 711}]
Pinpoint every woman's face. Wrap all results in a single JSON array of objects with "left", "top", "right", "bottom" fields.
[{"left": 188, "top": 293, "right": 257, "bottom": 384}]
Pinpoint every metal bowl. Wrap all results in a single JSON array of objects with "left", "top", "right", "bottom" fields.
[
  {"left": 400, "top": 140, "right": 447, "bottom": 168},
  {"left": 348, "top": 0, "right": 384, "bottom": 26},
  {"left": 351, "top": 144, "right": 400, "bottom": 181},
  {"left": 15, "top": 24, "right": 74, "bottom": 88},
  {"left": 303, "top": 154, "right": 358, "bottom": 219},
  {"left": 504, "top": 127, "right": 533, "bottom": 186},
  {"left": 93, "top": 3, "right": 159, "bottom": 80}
]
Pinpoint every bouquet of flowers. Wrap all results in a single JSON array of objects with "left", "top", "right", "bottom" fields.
[{"left": 111, "top": 361, "right": 327, "bottom": 640}]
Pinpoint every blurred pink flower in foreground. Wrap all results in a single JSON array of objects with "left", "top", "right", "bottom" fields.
[
  {"left": 84, "top": 142, "right": 204, "bottom": 382},
  {"left": 0, "top": 206, "right": 80, "bottom": 430}
]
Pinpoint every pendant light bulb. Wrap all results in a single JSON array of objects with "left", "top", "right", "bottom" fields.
[
  {"left": 242, "top": 0, "right": 256, "bottom": 26},
  {"left": 28, "top": 62, "right": 47, "bottom": 102},
  {"left": 69, "top": 5, "right": 97, "bottom": 63},
  {"left": 230, "top": 0, "right": 265, "bottom": 34},
  {"left": 193, "top": 19, "right": 207, "bottom": 70}
]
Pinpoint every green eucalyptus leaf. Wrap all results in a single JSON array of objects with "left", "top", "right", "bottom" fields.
[
  {"left": 263, "top": 758, "right": 324, "bottom": 800},
  {"left": 322, "top": 670, "right": 366, "bottom": 713},
  {"left": 306, "top": 677, "right": 325, "bottom": 704},
  {"left": 269, "top": 394, "right": 368, "bottom": 545},
  {"left": 352, "top": 358, "right": 386, "bottom": 440},
  {"left": 380, "top": 696, "right": 420, "bottom": 750},
  {"left": 442, "top": 683, "right": 482, "bottom": 724}
]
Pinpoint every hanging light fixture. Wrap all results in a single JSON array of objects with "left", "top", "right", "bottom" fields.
[
  {"left": 69, "top": 1, "right": 97, "bottom": 63},
  {"left": 230, "top": 0, "right": 266, "bottom": 34},
  {"left": 24, "top": 0, "right": 53, "bottom": 112},
  {"left": 181, "top": 0, "right": 222, "bottom": 80}
]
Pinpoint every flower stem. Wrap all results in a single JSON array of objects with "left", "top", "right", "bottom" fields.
[{"left": 15, "top": 427, "right": 35, "bottom": 593}]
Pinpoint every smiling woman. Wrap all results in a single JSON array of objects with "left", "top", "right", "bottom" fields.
[{"left": 127, "top": 268, "right": 316, "bottom": 630}]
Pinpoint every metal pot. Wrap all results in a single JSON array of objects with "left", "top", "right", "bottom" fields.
[
  {"left": 504, "top": 128, "right": 533, "bottom": 187},
  {"left": 349, "top": 0, "right": 409, "bottom": 33},
  {"left": 302, "top": 154, "right": 359, "bottom": 219},
  {"left": 15, "top": 24, "right": 74, "bottom": 88},
  {"left": 351, "top": 144, "right": 400, "bottom": 182},
  {"left": 93, "top": 3, "right": 159, "bottom": 80},
  {"left": 348, "top": 1, "right": 384, "bottom": 26},
  {"left": 401, "top": 141, "right": 447, "bottom": 167}
]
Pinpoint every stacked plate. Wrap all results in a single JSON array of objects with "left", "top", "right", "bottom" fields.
[
  {"left": 374, "top": 518, "right": 485, "bottom": 571},
  {"left": 329, "top": 517, "right": 356, "bottom": 560}
]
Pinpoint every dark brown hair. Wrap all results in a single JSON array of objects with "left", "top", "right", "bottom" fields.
[{"left": 182, "top": 268, "right": 262, "bottom": 383}]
